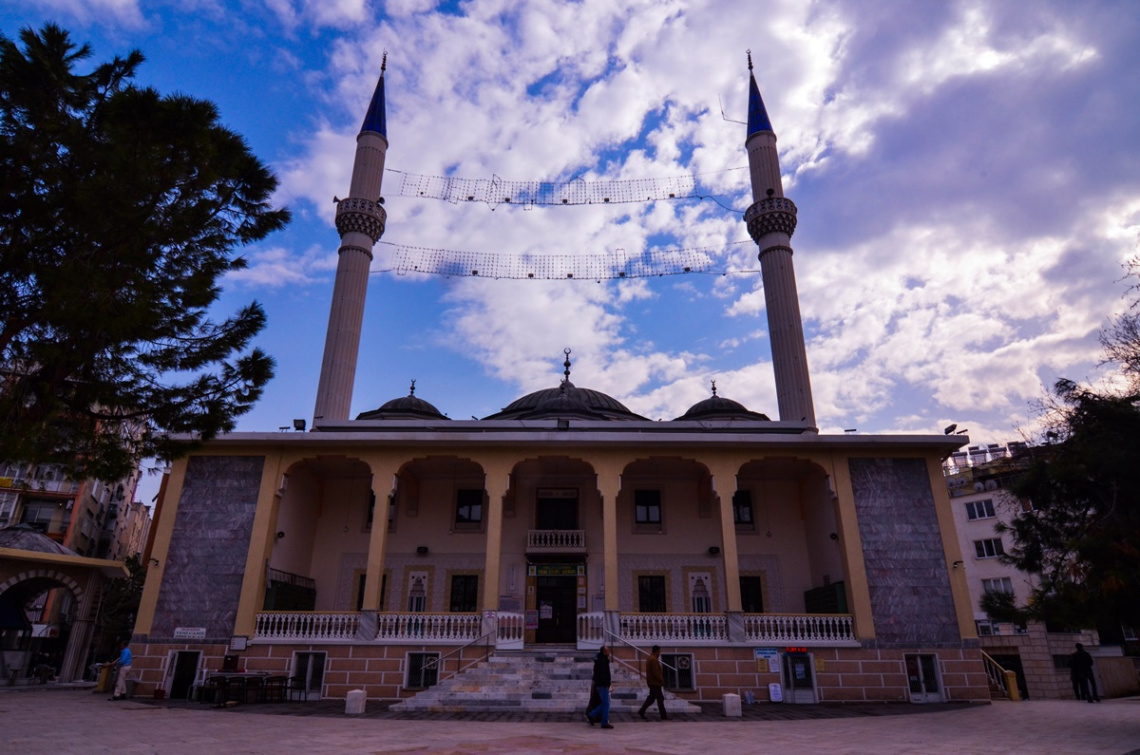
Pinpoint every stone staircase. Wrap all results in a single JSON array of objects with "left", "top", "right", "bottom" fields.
[{"left": 390, "top": 646, "right": 701, "bottom": 714}]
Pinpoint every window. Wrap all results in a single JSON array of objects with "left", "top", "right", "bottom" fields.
[
  {"left": 449, "top": 575, "right": 478, "bottom": 612},
  {"left": 638, "top": 575, "right": 667, "bottom": 613},
  {"left": 974, "top": 538, "right": 1005, "bottom": 558},
  {"left": 406, "top": 652, "right": 439, "bottom": 689},
  {"left": 975, "top": 620, "right": 993, "bottom": 636},
  {"left": 634, "top": 490, "right": 662, "bottom": 526},
  {"left": 455, "top": 489, "right": 484, "bottom": 528},
  {"left": 740, "top": 576, "right": 764, "bottom": 613},
  {"left": 966, "top": 499, "right": 996, "bottom": 520},
  {"left": 407, "top": 574, "right": 427, "bottom": 612},
  {"left": 365, "top": 492, "right": 396, "bottom": 533},
  {"left": 355, "top": 573, "right": 387, "bottom": 611},
  {"left": 982, "top": 577, "right": 1013, "bottom": 595},
  {"left": 732, "top": 490, "right": 754, "bottom": 529},
  {"left": 19, "top": 500, "right": 58, "bottom": 533},
  {"left": 690, "top": 575, "right": 712, "bottom": 613},
  {"left": 292, "top": 652, "right": 326, "bottom": 695},
  {"left": 661, "top": 653, "right": 694, "bottom": 690}
]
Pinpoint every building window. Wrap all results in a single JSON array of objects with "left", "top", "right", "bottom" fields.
[
  {"left": 291, "top": 652, "right": 326, "bottom": 696},
  {"left": 638, "top": 575, "right": 667, "bottom": 613},
  {"left": 365, "top": 492, "right": 397, "bottom": 533},
  {"left": 661, "top": 653, "right": 694, "bottom": 691},
  {"left": 974, "top": 538, "right": 1005, "bottom": 559},
  {"left": 449, "top": 574, "right": 478, "bottom": 612},
  {"left": 740, "top": 576, "right": 764, "bottom": 613},
  {"left": 634, "top": 490, "right": 662, "bottom": 526},
  {"left": 406, "top": 652, "right": 439, "bottom": 689},
  {"left": 733, "top": 490, "right": 754, "bottom": 529},
  {"left": 355, "top": 573, "right": 387, "bottom": 611},
  {"left": 966, "top": 499, "right": 996, "bottom": 520},
  {"left": 407, "top": 574, "right": 427, "bottom": 612},
  {"left": 455, "top": 489, "right": 484, "bottom": 529},
  {"left": 982, "top": 577, "right": 1013, "bottom": 595}
]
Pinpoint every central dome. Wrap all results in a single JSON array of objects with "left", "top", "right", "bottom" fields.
[{"left": 484, "top": 381, "right": 647, "bottom": 421}]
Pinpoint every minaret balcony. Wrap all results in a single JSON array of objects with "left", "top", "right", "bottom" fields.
[
  {"left": 335, "top": 197, "right": 387, "bottom": 242},
  {"left": 744, "top": 196, "right": 798, "bottom": 243}
]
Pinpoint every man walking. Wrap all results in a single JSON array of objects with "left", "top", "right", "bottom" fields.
[
  {"left": 586, "top": 646, "right": 614, "bottom": 729},
  {"left": 1070, "top": 643, "right": 1101, "bottom": 703},
  {"left": 109, "top": 640, "right": 132, "bottom": 701},
  {"left": 638, "top": 645, "right": 668, "bottom": 720}
]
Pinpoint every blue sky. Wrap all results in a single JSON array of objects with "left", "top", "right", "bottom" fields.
[{"left": 4, "top": 1, "right": 1140, "bottom": 502}]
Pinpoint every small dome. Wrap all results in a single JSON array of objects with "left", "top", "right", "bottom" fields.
[
  {"left": 484, "top": 382, "right": 647, "bottom": 421},
  {"left": 675, "top": 383, "right": 770, "bottom": 421},
  {"left": 0, "top": 524, "right": 79, "bottom": 556},
  {"left": 356, "top": 381, "right": 449, "bottom": 421}
]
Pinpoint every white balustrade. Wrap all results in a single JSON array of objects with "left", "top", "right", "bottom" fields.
[
  {"left": 743, "top": 613, "right": 857, "bottom": 645},
  {"left": 577, "top": 612, "right": 605, "bottom": 649},
  {"left": 254, "top": 611, "right": 360, "bottom": 642},
  {"left": 495, "top": 612, "right": 525, "bottom": 650},
  {"left": 526, "top": 529, "right": 586, "bottom": 551},
  {"left": 374, "top": 612, "right": 483, "bottom": 643},
  {"left": 619, "top": 613, "right": 727, "bottom": 643}
]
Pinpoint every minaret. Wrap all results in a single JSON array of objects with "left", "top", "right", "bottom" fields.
[
  {"left": 743, "top": 51, "right": 816, "bottom": 427},
  {"left": 313, "top": 55, "right": 390, "bottom": 422}
]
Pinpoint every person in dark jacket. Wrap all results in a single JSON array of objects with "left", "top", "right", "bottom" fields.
[
  {"left": 586, "top": 646, "right": 614, "bottom": 729},
  {"left": 637, "top": 645, "right": 667, "bottom": 720},
  {"left": 1070, "top": 643, "right": 1101, "bottom": 703}
]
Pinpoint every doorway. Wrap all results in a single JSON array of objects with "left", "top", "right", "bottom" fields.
[
  {"left": 535, "top": 576, "right": 577, "bottom": 643},
  {"left": 536, "top": 489, "right": 578, "bottom": 530},
  {"left": 782, "top": 652, "right": 817, "bottom": 703},
  {"left": 905, "top": 654, "right": 944, "bottom": 702},
  {"left": 166, "top": 650, "right": 201, "bottom": 700}
]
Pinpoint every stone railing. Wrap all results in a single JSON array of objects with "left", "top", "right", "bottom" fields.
[
  {"left": 744, "top": 613, "right": 858, "bottom": 646},
  {"left": 495, "top": 612, "right": 525, "bottom": 650},
  {"left": 620, "top": 613, "right": 727, "bottom": 643},
  {"left": 374, "top": 612, "right": 483, "bottom": 643},
  {"left": 577, "top": 612, "right": 606, "bottom": 649},
  {"left": 254, "top": 611, "right": 359, "bottom": 642},
  {"left": 526, "top": 529, "right": 586, "bottom": 551}
]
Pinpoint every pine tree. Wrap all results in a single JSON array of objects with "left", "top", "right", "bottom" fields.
[{"left": 0, "top": 24, "right": 289, "bottom": 480}]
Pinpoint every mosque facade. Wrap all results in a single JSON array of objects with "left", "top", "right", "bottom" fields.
[{"left": 128, "top": 58, "right": 989, "bottom": 705}]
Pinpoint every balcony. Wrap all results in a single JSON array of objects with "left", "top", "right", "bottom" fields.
[{"left": 526, "top": 529, "right": 586, "bottom": 554}]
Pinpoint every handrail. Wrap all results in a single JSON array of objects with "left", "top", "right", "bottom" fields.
[
  {"left": 599, "top": 627, "right": 678, "bottom": 675},
  {"left": 422, "top": 630, "right": 495, "bottom": 685},
  {"left": 979, "top": 650, "right": 1020, "bottom": 701}
]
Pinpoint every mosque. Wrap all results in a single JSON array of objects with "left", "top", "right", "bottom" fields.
[{"left": 128, "top": 57, "right": 989, "bottom": 706}]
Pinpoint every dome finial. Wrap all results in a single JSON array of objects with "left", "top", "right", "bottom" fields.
[
  {"left": 563, "top": 348, "right": 572, "bottom": 382},
  {"left": 381, "top": 50, "right": 387, "bottom": 75},
  {"left": 711, "top": 379, "right": 718, "bottom": 397},
  {"left": 747, "top": 49, "right": 753, "bottom": 71},
  {"left": 409, "top": 379, "right": 416, "bottom": 396}
]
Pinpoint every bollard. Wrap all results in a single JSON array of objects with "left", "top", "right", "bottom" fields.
[
  {"left": 722, "top": 692, "right": 742, "bottom": 717},
  {"left": 345, "top": 689, "right": 366, "bottom": 715}
]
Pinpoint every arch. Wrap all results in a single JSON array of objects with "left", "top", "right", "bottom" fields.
[{"left": 0, "top": 568, "right": 83, "bottom": 604}]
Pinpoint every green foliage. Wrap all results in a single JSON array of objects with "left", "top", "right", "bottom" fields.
[
  {"left": 94, "top": 554, "right": 147, "bottom": 659},
  {"left": 998, "top": 380, "right": 1140, "bottom": 628},
  {"left": 978, "top": 590, "right": 1028, "bottom": 625},
  {"left": 0, "top": 24, "right": 288, "bottom": 481}
]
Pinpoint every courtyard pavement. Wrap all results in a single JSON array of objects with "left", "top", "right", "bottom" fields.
[{"left": 1, "top": 687, "right": 1138, "bottom": 754}]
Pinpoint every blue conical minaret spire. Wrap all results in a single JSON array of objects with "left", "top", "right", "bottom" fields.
[
  {"left": 361, "top": 52, "right": 388, "bottom": 136},
  {"left": 746, "top": 51, "right": 773, "bottom": 137}
]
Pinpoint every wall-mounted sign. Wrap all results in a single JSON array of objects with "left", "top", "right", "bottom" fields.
[
  {"left": 530, "top": 564, "right": 583, "bottom": 577},
  {"left": 754, "top": 647, "right": 780, "bottom": 673},
  {"left": 173, "top": 627, "right": 207, "bottom": 640}
]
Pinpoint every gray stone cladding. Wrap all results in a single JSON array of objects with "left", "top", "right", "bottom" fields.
[
  {"left": 848, "top": 457, "right": 960, "bottom": 646},
  {"left": 150, "top": 455, "right": 265, "bottom": 642}
]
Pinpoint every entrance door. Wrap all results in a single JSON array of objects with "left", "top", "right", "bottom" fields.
[
  {"left": 535, "top": 576, "right": 577, "bottom": 643},
  {"left": 168, "top": 650, "right": 201, "bottom": 700},
  {"left": 905, "top": 654, "right": 943, "bottom": 702},
  {"left": 782, "top": 653, "right": 817, "bottom": 703}
]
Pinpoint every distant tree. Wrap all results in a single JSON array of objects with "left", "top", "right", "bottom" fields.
[
  {"left": 997, "top": 380, "right": 1140, "bottom": 630},
  {"left": 0, "top": 24, "right": 288, "bottom": 480},
  {"left": 93, "top": 554, "right": 148, "bottom": 659}
]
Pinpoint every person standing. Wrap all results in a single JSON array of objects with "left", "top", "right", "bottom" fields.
[
  {"left": 587, "top": 646, "right": 614, "bottom": 729},
  {"left": 1070, "top": 643, "right": 1101, "bottom": 703},
  {"left": 638, "top": 645, "right": 668, "bottom": 720},
  {"left": 109, "top": 640, "right": 132, "bottom": 701}
]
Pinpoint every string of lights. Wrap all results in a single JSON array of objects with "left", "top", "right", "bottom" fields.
[
  {"left": 384, "top": 167, "right": 749, "bottom": 208},
  {"left": 372, "top": 240, "right": 760, "bottom": 280}
]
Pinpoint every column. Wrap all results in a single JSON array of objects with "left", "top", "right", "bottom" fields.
[
  {"left": 828, "top": 454, "right": 875, "bottom": 639},
  {"left": 481, "top": 471, "right": 510, "bottom": 612},
  {"left": 362, "top": 461, "right": 400, "bottom": 610},
  {"left": 232, "top": 451, "right": 287, "bottom": 638}
]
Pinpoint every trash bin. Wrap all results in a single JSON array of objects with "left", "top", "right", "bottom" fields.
[{"left": 96, "top": 664, "right": 112, "bottom": 693}]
